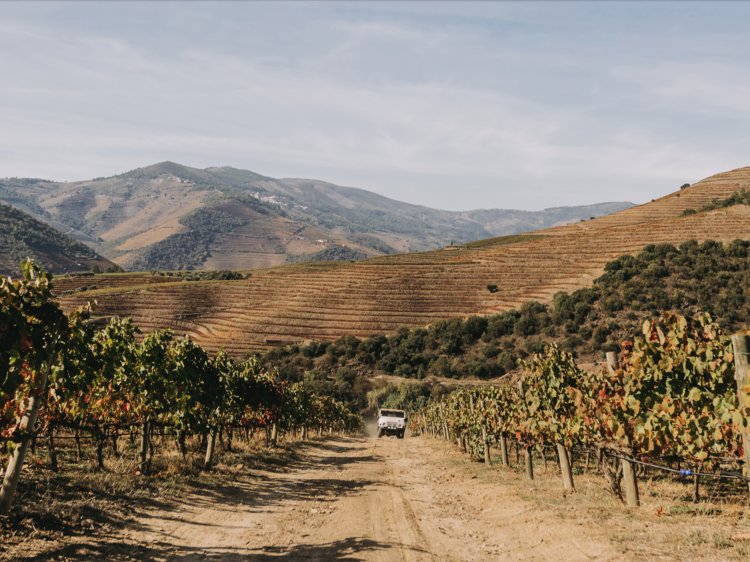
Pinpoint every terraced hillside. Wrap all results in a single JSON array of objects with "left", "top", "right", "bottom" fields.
[
  {"left": 56, "top": 166, "right": 750, "bottom": 358},
  {"left": 538, "top": 166, "right": 750, "bottom": 236}
]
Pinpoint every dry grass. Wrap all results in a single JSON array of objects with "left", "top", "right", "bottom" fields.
[
  {"left": 0, "top": 429, "right": 304, "bottom": 560},
  {"left": 458, "top": 234, "right": 550, "bottom": 250},
  {"left": 437, "top": 438, "right": 750, "bottom": 561}
]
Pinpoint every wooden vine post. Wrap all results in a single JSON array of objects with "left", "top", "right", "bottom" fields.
[
  {"left": 557, "top": 443, "right": 575, "bottom": 491},
  {"left": 517, "top": 381, "right": 533, "bottom": 480},
  {"left": 608, "top": 351, "right": 639, "bottom": 506},
  {"left": 205, "top": 428, "right": 217, "bottom": 469},
  {"left": 620, "top": 459, "right": 639, "bottom": 507},
  {"left": 498, "top": 415, "right": 509, "bottom": 466},
  {"left": 469, "top": 394, "right": 475, "bottom": 455},
  {"left": 138, "top": 419, "right": 150, "bottom": 475},
  {"left": 439, "top": 402, "right": 447, "bottom": 441},
  {"left": 731, "top": 334, "right": 750, "bottom": 494},
  {"left": 0, "top": 354, "right": 55, "bottom": 514},
  {"left": 524, "top": 448, "right": 534, "bottom": 480},
  {"left": 440, "top": 403, "right": 449, "bottom": 441},
  {"left": 480, "top": 400, "right": 491, "bottom": 465}
]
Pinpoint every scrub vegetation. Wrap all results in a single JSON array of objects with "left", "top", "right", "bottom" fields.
[{"left": 258, "top": 238, "right": 750, "bottom": 392}]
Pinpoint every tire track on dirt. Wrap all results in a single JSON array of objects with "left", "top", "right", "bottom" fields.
[
  {"left": 369, "top": 439, "right": 438, "bottom": 561},
  {"left": 42, "top": 435, "right": 624, "bottom": 561}
]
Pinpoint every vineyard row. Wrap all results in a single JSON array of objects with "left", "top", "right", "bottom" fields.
[
  {"left": 0, "top": 260, "right": 364, "bottom": 515},
  {"left": 410, "top": 312, "right": 750, "bottom": 507}
]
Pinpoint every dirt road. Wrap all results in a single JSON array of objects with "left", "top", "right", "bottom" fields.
[{"left": 56, "top": 435, "right": 626, "bottom": 562}]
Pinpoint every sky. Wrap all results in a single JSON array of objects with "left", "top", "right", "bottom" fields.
[{"left": 1, "top": 1, "right": 749, "bottom": 212}]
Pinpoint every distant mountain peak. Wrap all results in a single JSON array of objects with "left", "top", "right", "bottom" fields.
[{"left": 3, "top": 160, "right": 637, "bottom": 271}]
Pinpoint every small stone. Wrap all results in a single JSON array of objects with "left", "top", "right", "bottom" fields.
[{"left": 310, "top": 509, "right": 319, "bottom": 514}]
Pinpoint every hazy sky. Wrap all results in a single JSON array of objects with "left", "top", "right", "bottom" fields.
[{"left": 1, "top": 2, "right": 749, "bottom": 211}]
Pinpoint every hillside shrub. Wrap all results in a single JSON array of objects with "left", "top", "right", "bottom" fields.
[
  {"left": 253, "top": 238, "right": 750, "bottom": 389},
  {"left": 179, "top": 209, "right": 247, "bottom": 233},
  {"left": 347, "top": 233, "right": 397, "bottom": 255},
  {"left": 287, "top": 246, "right": 367, "bottom": 264},
  {"left": 0, "top": 204, "right": 100, "bottom": 275}
]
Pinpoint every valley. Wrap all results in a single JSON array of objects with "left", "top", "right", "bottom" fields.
[
  {"left": 0, "top": 161, "right": 632, "bottom": 274},
  {"left": 4, "top": 165, "right": 750, "bottom": 562},
  {"left": 7, "top": 5, "right": 750, "bottom": 562},
  {"left": 51, "top": 165, "right": 750, "bottom": 358},
  {"left": 0, "top": 204, "right": 115, "bottom": 276}
]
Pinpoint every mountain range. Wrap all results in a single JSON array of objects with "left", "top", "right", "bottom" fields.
[{"left": 0, "top": 161, "right": 633, "bottom": 273}]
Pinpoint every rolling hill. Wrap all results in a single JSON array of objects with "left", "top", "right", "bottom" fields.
[
  {"left": 0, "top": 164, "right": 367, "bottom": 272},
  {"left": 245, "top": 174, "right": 635, "bottom": 251},
  {"left": 1, "top": 161, "right": 633, "bottom": 270},
  {"left": 0, "top": 204, "right": 116, "bottom": 276},
  {"left": 51, "top": 165, "right": 750, "bottom": 358}
]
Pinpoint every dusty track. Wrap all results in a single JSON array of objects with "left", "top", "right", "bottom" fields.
[{"left": 48, "top": 435, "right": 628, "bottom": 562}]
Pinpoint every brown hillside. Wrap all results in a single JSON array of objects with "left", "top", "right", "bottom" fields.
[
  {"left": 197, "top": 199, "right": 365, "bottom": 270},
  {"left": 55, "top": 166, "right": 750, "bottom": 357},
  {"left": 540, "top": 165, "right": 750, "bottom": 236},
  {"left": 51, "top": 273, "right": 183, "bottom": 294},
  {"left": 5, "top": 163, "right": 380, "bottom": 270},
  {"left": 4, "top": 161, "right": 636, "bottom": 270},
  {"left": 0, "top": 204, "right": 116, "bottom": 276}
]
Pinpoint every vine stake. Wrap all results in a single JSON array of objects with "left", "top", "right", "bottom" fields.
[
  {"left": 621, "top": 456, "right": 640, "bottom": 507},
  {"left": 731, "top": 334, "right": 750, "bottom": 495}
]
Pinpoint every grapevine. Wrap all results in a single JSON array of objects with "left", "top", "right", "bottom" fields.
[
  {"left": 411, "top": 312, "right": 750, "bottom": 498},
  {"left": 0, "top": 261, "right": 364, "bottom": 513}
]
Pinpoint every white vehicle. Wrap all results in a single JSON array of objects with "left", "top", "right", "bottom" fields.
[{"left": 377, "top": 409, "right": 407, "bottom": 439}]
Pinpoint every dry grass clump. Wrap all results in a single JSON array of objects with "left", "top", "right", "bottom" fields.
[
  {"left": 443, "top": 440, "right": 750, "bottom": 561},
  {"left": 0, "top": 429, "right": 302, "bottom": 560}
]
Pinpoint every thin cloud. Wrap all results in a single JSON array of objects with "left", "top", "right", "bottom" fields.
[{"left": 0, "top": 2, "right": 748, "bottom": 210}]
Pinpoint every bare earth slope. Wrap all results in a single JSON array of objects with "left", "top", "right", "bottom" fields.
[{"left": 55, "top": 165, "right": 750, "bottom": 357}]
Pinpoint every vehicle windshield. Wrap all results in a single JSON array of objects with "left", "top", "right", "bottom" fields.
[{"left": 380, "top": 410, "right": 405, "bottom": 418}]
